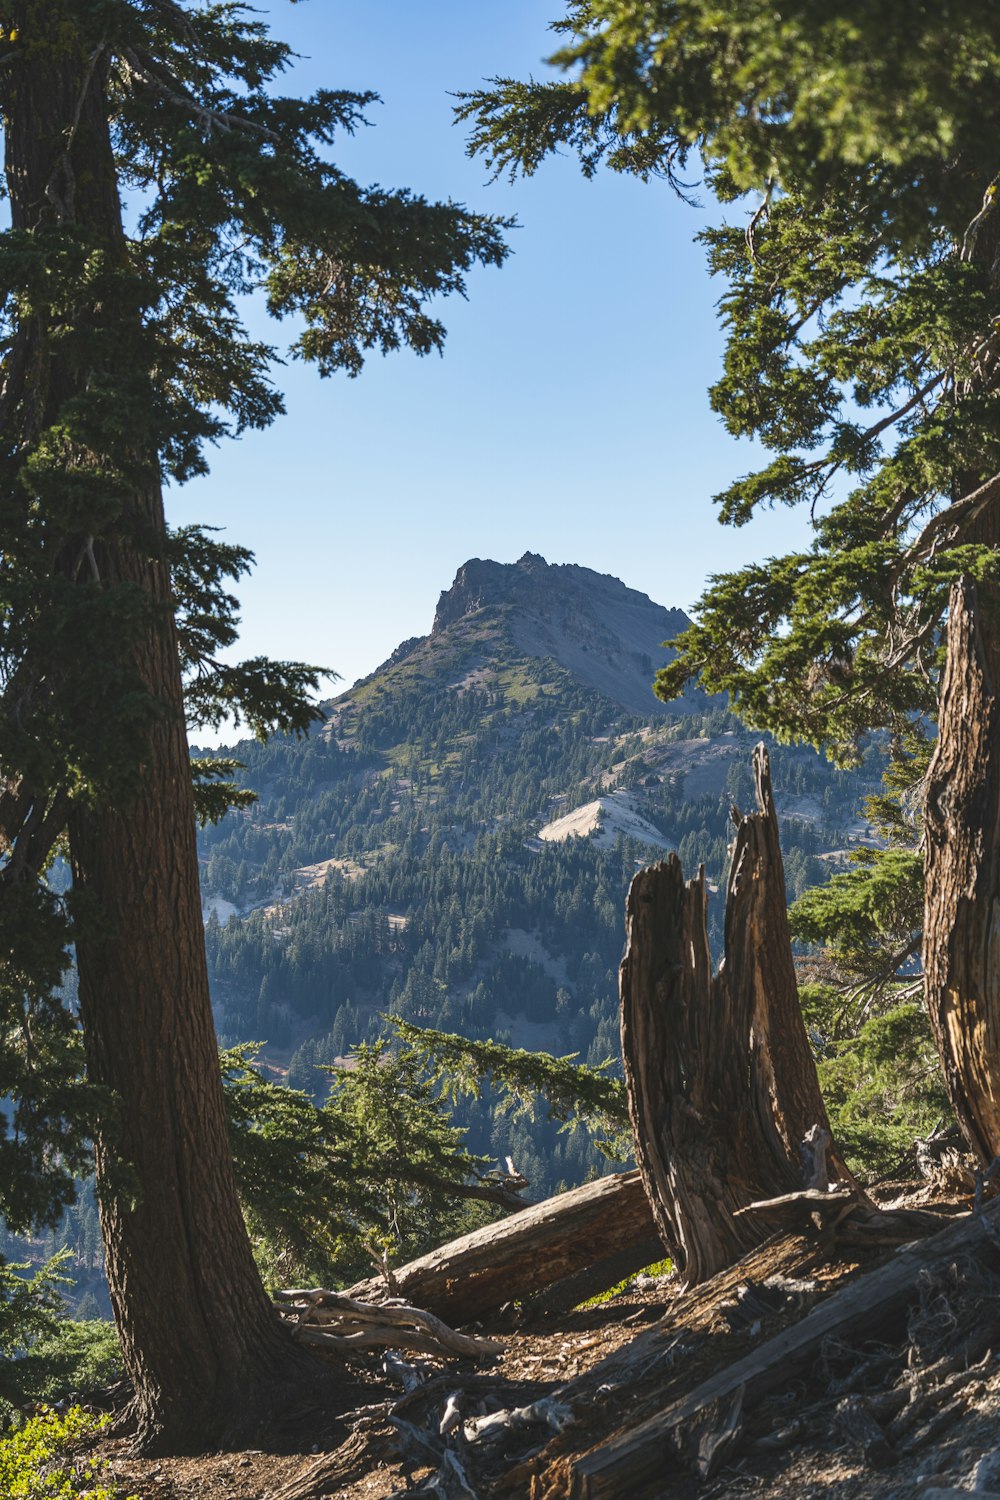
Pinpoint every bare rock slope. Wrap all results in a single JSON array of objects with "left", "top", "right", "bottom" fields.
[{"left": 375, "top": 551, "right": 707, "bottom": 718}]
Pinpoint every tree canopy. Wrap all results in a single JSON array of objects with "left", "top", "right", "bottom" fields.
[
  {"left": 459, "top": 1, "right": 1000, "bottom": 761},
  {"left": 0, "top": 0, "right": 510, "bottom": 1237}
]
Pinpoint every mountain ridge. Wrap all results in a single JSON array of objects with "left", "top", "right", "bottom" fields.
[{"left": 354, "top": 551, "right": 703, "bottom": 719}]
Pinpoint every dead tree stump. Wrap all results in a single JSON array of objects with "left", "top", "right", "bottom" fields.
[{"left": 620, "top": 744, "right": 858, "bottom": 1284}]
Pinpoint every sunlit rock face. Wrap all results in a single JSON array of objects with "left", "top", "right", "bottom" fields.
[{"left": 424, "top": 551, "right": 704, "bottom": 718}]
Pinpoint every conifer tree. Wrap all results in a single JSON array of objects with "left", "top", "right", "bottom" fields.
[
  {"left": 459, "top": 2, "right": 1000, "bottom": 1162},
  {"left": 0, "top": 0, "right": 507, "bottom": 1452}
]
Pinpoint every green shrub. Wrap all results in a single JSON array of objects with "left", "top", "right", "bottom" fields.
[
  {"left": 803, "top": 985, "right": 951, "bottom": 1180},
  {"left": 1, "top": 1254, "right": 121, "bottom": 1430},
  {"left": 576, "top": 1256, "right": 673, "bottom": 1308},
  {"left": 2, "top": 1322, "right": 121, "bottom": 1414},
  {"left": 0, "top": 1406, "right": 135, "bottom": 1499}
]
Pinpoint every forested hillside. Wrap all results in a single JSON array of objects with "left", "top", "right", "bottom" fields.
[
  {"left": 197, "top": 553, "right": 881, "bottom": 1194},
  {"left": 16, "top": 3, "right": 1000, "bottom": 1489}
]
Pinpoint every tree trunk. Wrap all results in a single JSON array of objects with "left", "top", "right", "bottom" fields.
[
  {"left": 4, "top": 6, "right": 322, "bottom": 1452},
  {"left": 620, "top": 745, "right": 857, "bottom": 1284},
  {"left": 922, "top": 191, "right": 1000, "bottom": 1166},
  {"left": 346, "top": 1170, "right": 663, "bottom": 1325},
  {"left": 67, "top": 568, "right": 309, "bottom": 1451},
  {"left": 924, "top": 518, "right": 1000, "bottom": 1164}
]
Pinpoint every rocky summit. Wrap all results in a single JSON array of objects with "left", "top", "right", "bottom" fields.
[{"left": 374, "top": 551, "right": 703, "bottom": 718}]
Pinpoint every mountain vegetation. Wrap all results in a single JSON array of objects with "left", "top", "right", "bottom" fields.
[{"left": 192, "top": 555, "right": 886, "bottom": 1200}]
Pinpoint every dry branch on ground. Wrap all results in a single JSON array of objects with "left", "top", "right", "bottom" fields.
[{"left": 274, "top": 1288, "right": 503, "bottom": 1360}]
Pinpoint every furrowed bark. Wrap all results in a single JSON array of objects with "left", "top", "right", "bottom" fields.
[
  {"left": 923, "top": 206, "right": 1000, "bottom": 1164},
  {"left": 732, "top": 748, "right": 854, "bottom": 1186},
  {"left": 924, "top": 564, "right": 1000, "bottom": 1164},
  {"left": 620, "top": 856, "right": 771, "bottom": 1282}
]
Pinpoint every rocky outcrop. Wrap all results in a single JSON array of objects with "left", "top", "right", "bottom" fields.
[{"left": 427, "top": 552, "right": 707, "bottom": 718}]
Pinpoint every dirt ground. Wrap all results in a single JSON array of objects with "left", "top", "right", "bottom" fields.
[{"left": 71, "top": 1186, "right": 1000, "bottom": 1500}]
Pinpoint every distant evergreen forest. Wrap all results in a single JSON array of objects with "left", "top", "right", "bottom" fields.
[
  {"left": 6, "top": 633, "right": 882, "bottom": 1312},
  {"left": 197, "top": 641, "right": 881, "bottom": 1201}
]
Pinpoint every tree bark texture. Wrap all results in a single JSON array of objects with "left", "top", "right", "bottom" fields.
[
  {"left": 924, "top": 555, "right": 1000, "bottom": 1164},
  {"left": 922, "top": 194, "right": 1000, "bottom": 1167},
  {"left": 4, "top": 7, "right": 317, "bottom": 1451},
  {"left": 346, "top": 1169, "right": 663, "bottom": 1325},
  {"left": 728, "top": 749, "right": 851, "bottom": 1178},
  {"left": 620, "top": 744, "right": 854, "bottom": 1285}
]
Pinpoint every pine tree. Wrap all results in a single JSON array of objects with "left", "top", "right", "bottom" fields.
[
  {"left": 0, "top": 0, "right": 508, "bottom": 1453},
  {"left": 458, "top": 2, "right": 1000, "bottom": 1162}
]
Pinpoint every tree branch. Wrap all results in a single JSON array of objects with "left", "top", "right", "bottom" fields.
[
  {"left": 45, "top": 44, "right": 108, "bottom": 221},
  {"left": 863, "top": 369, "right": 943, "bottom": 449},
  {"left": 745, "top": 178, "right": 773, "bottom": 265},
  {"left": 432, "top": 1174, "right": 531, "bottom": 1214},
  {"left": 120, "top": 47, "right": 281, "bottom": 144},
  {"left": 141, "top": 0, "right": 201, "bottom": 50},
  {"left": 891, "top": 468, "right": 1000, "bottom": 580},
  {"left": 838, "top": 932, "right": 923, "bottom": 1023}
]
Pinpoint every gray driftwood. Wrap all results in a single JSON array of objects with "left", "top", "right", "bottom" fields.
[
  {"left": 274, "top": 1288, "right": 502, "bottom": 1360},
  {"left": 732, "top": 1188, "right": 853, "bottom": 1221}
]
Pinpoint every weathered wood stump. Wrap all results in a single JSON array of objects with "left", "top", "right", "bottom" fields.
[{"left": 620, "top": 744, "right": 860, "bottom": 1285}]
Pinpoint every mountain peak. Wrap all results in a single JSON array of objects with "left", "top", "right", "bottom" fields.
[
  {"left": 432, "top": 553, "right": 675, "bottom": 632},
  {"left": 426, "top": 553, "right": 701, "bottom": 717},
  {"left": 431, "top": 552, "right": 579, "bottom": 633}
]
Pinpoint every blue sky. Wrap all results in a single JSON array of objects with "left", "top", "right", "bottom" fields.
[{"left": 171, "top": 1, "right": 814, "bottom": 731}]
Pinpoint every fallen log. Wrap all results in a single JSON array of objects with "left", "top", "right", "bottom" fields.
[
  {"left": 524, "top": 1234, "right": 666, "bottom": 1318},
  {"left": 346, "top": 1169, "right": 663, "bottom": 1325},
  {"left": 554, "top": 1196, "right": 1000, "bottom": 1498}
]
